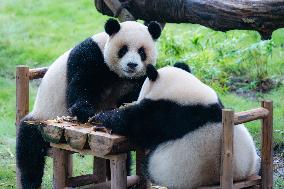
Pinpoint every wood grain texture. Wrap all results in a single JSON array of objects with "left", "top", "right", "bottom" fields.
[
  {"left": 198, "top": 175, "right": 261, "bottom": 189},
  {"left": 234, "top": 107, "right": 269, "bottom": 125},
  {"left": 16, "top": 65, "right": 30, "bottom": 189},
  {"left": 95, "top": 0, "right": 284, "bottom": 39},
  {"left": 221, "top": 109, "right": 234, "bottom": 189},
  {"left": 29, "top": 67, "right": 48, "bottom": 80},
  {"left": 261, "top": 100, "right": 273, "bottom": 189},
  {"left": 110, "top": 154, "right": 127, "bottom": 189},
  {"left": 53, "top": 148, "right": 71, "bottom": 189}
]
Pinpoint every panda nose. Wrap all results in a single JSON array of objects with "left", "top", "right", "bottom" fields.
[{"left": 127, "top": 62, "right": 138, "bottom": 69}]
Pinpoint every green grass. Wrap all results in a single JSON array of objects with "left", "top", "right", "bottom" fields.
[{"left": 0, "top": 0, "right": 283, "bottom": 188}]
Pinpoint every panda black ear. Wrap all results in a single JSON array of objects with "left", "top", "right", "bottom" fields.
[
  {"left": 174, "top": 62, "right": 191, "bottom": 73},
  {"left": 148, "top": 21, "right": 161, "bottom": 40},
  {"left": 105, "top": 18, "right": 121, "bottom": 36},
  {"left": 146, "top": 64, "right": 158, "bottom": 81}
]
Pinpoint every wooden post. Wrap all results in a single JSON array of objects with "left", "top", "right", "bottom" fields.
[
  {"left": 261, "top": 100, "right": 273, "bottom": 189},
  {"left": 53, "top": 149, "right": 72, "bottom": 189},
  {"left": 110, "top": 154, "right": 127, "bottom": 189},
  {"left": 16, "top": 66, "right": 29, "bottom": 189},
  {"left": 93, "top": 157, "right": 107, "bottom": 182},
  {"left": 136, "top": 149, "right": 150, "bottom": 189},
  {"left": 221, "top": 109, "right": 234, "bottom": 189}
]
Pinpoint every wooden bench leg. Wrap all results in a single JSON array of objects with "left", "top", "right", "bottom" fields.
[
  {"left": 53, "top": 148, "right": 72, "bottom": 189},
  {"left": 136, "top": 149, "right": 150, "bottom": 189},
  {"left": 110, "top": 154, "right": 127, "bottom": 189},
  {"left": 94, "top": 157, "right": 107, "bottom": 182}
]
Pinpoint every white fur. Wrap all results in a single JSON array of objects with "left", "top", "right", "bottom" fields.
[
  {"left": 148, "top": 123, "right": 260, "bottom": 189},
  {"left": 104, "top": 21, "right": 157, "bottom": 78},
  {"left": 31, "top": 33, "right": 108, "bottom": 120},
  {"left": 138, "top": 66, "right": 218, "bottom": 105},
  {"left": 31, "top": 50, "right": 70, "bottom": 120}
]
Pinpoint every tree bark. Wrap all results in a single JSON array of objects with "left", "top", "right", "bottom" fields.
[{"left": 95, "top": 0, "right": 284, "bottom": 39}]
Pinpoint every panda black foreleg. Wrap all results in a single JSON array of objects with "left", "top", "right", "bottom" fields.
[
  {"left": 16, "top": 116, "right": 49, "bottom": 189},
  {"left": 68, "top": 100, "right": 99, "bottom": 123}
]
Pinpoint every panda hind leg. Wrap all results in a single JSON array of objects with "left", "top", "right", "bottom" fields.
[{"left": 16, "top": 116, "right": 49, "bottom": 189}]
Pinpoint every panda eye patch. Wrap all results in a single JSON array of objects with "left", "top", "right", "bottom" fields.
[
  {"left": 118, "top": 45, "right": 128, "bottom": 58},
  {"left": 138, "top": 47, "right": 147, "bottom": 61}
]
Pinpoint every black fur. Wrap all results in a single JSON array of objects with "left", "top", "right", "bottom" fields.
[
  {"left": 66, "top": 37, "right": 145, "bottom": 122},
  {"left": 105, "top": 18, "right": 120, "bottom": 36},
  {"left": 138, "top": 47, "right": 147, "bottom": 61},
  {"left": 146, "top": 64, "right": 158, "bottom": 81},
  {"left": 16, "top": 116, "right": 49, "bottom": 189},
  {"left": 92, "top": 99, "right": 223, "bottom": 149},
  {"left": 148, "top": 21, "right": 161, "bottom": 40},
  {"left": 174, "top": 62, "right": 191, "bottom": 73}
]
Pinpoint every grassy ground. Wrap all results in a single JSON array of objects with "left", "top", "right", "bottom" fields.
[{"left": 0, "top": 0, "right": 283, "bottom": 188}]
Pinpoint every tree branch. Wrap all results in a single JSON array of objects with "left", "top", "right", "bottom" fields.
[{"left": 95, "top": 0, "right": 284, "bottom": 39}]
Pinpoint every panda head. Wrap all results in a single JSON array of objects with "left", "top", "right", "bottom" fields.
[
  {"left": 104, "top": 19, "right": 161, "bottom": 78},
  {"left": 138, "top": 63, "right": 219, "bottom": 106}
]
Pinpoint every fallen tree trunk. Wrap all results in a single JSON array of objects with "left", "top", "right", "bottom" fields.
[{"left": 95, "top": 0, "right": 284, "bottom": 39}]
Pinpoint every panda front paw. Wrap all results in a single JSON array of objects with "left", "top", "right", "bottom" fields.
[{"left": 89, "top": 111, "right": 127, "bottom": 135}]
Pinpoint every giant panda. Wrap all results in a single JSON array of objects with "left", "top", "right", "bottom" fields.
[
  {"left": 16, "top": 18, "right": 161, "bottom": 189},
  {"left": 91, "top": 63, "right": 260, "bottom": 188}
]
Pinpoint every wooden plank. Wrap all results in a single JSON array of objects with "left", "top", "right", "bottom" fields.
[
  {"left": 199, "top": 175, "right": 261, "bottom": 189},
  {"left": 234, "top": 108, "right": 269, "bottom": 125},
  {"left": 136, "top": 149, "right": 150, "bottom": 189},
  {"left": 110, "top": 154, "right": 127, "bottom": 189},
  {"left": 64, "top": 124, "right": 93, "bottom": 150},
  {"left": 88, "top": 130, "right": 130, "bottom": 156},
  {"left": 53, "top": 148, "right": 70, "bottom": 189},
  {"left": 221, "top": 109, "right": 234, "bottom": 189},
  {"left": 261, "top": 100, "right": 273, "bottom": 189},
  {"left": 67, "top": 174, "right": 98, "bottom": 187},
  {"left": 29, "top": 67, "right": 48, "bottom": 80},
  {"left": 16, "top": 65, "right": 30, "bottom": 189},
  {"left": 80, "top": 175, "right": 139, "bottom": 189}
]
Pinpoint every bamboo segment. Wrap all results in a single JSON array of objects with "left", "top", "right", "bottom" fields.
[
  {"left": 221, "top": 109, "right": 234, "bottom": 189},
  {"left": 261, "top": 100, "right": 273, "bottom": 189}
]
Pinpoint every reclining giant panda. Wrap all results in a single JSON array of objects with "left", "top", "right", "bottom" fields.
[
  {"left": 91, "top": 63, "right": 260, "bottom": 189},
  {"left": 16, "top": 19, "right": 161, "bottom": 189}
]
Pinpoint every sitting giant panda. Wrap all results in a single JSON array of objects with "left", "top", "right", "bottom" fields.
[
  {"left": 16, "top": 19, "right": 161, "bottom": 189},
  {"left": 91, "top": 63, "right": 260, "bottom": 188}
]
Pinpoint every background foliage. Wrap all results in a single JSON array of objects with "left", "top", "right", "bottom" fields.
[{"left": 0, "top": 0, "right": 283, "bottom": 188}]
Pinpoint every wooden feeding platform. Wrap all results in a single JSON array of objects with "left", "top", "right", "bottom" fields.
[{"left": 27, "top": 119, "right": 131, "bottom": 157}]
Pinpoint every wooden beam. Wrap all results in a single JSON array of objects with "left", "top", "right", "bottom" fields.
[
  {"left": 221, "top": 109, "right": 234, "bottom": 189},
  {"left": 261, "top": 100, "right": 273, "bottom": 189},
  {"left": 93, "top": 157, "right": 108, "bottom": 182},
  {"left": 53, "top": 148, "right": 71, "bottom": 189},
  {"left": 67, "top": 174, "right": 98, "bottom": 187},
  {"left": 234, "top": 107, "right": 269, "bottom": 125},
  {"left": 29, "top": 67, "right": 48, "bottom": 80},
  {"left": 198, "top": 175, "right": 261, "bottom": 189},
  {"left": 16, "top": 65, "right": 30, "bottom": 189},
  {"left": 95, "top": 0, "right": 284, "bottom": 39},
  {"left": 110, "top": 154, "right": 127, "bottom": 189}
]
